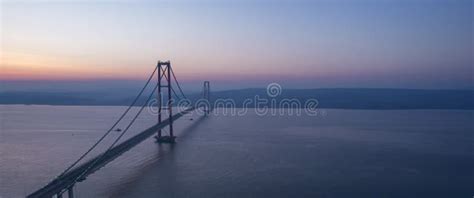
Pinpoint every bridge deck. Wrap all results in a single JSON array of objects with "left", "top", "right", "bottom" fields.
[{"left": 27, "top": 107, "right": 196, "bottom": 198}]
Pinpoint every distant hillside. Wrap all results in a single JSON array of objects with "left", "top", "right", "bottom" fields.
[
  {"left": 0, "top": 88, "right": 473, "bottom": 109},
  {"left": 203, "top": 88, "right": 474, "bottom": 109}
]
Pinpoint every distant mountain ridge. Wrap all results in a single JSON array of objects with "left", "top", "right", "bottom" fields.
[
  {"left": 0, "top": 88, "right": 473, "bottom": 109},
  {"left": 204, "top": 88, "right": 474, "bottom": 109}
]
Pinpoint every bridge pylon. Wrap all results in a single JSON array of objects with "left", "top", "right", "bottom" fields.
[
  {"left": 203, "top": 81, "right": 211, "bottom": 114},
  {"left": 155, "top": 60, "right": 176, "bottom": 143}
]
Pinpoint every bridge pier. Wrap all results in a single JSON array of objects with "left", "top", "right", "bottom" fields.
[
  {"left": 203, "top": 81, "right": 211, "bottom": 115},
  {"left": 67, "top": 186, "right": 74, "bottom": 198},
  {"left": 54, "top": 185, "right": 73, "bottom": 198}
]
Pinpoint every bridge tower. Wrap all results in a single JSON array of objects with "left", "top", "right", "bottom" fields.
[
  {"left": 203, "top": 81, "right": 211, "bottom": 114},
  {"left": 155, "top": 60, "right": 175, "bottom": 143}
]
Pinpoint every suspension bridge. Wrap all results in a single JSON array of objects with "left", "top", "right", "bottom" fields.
[{"left": 27, "top": 61, "right": 211, "bottom": 198}]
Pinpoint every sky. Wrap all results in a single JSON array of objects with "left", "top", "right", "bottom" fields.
[{"left": 0, "top": 0, "right": 473, "bottom": 91}]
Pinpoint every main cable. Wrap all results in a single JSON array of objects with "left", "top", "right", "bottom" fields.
[
  {"left": 161, "top": 68, "right": 182, "bottom": 101},
  {"left": 170, "top": 67, "right": 188, "bottom": 100},
  {"left": 60, "top": 82, "right": 159, "bottom": 195},
  {"left": 55, "top": 66, "right": 158, "bottom": 179}
]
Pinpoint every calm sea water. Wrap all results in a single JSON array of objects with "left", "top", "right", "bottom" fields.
[{"left": 0, "top": 105, "right": 473, "bottom": 198}]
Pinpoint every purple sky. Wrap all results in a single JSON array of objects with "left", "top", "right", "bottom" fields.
[{"left": 1, "top": 0, "right": 472, "bottom": 91}]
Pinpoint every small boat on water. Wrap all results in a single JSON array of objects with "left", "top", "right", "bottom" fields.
[{"left": 115, "top": 128, "right": 122, "bottom": 132}]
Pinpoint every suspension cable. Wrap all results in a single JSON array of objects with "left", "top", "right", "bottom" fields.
[
  {"left": 56, "top": 66, "right": 158, "bottom": 179},
  {"left": 171, "top": 86, "right": 182, "bottom": 101},
  {"left": 161, "top": 68, "right": 182, "bottom": 101},
  {"left": 170, "top": 67, "right": 188, "bottom": 100},
  {"left": 60, "top": 82, "right": 159, "bottom": 195},
  {"left": 57, "top": 63, "right": 188, "bottom": 195}
]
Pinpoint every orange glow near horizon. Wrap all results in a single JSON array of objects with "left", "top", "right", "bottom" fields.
[
  {"left": 0, "top": 52, "right": 378, "bottom": 82},
  {"left": 0, "top": 51, "right": 322, "bottom": 81},
  {"left": 1, "top": 52, "right": 146, "bottom": 80}
]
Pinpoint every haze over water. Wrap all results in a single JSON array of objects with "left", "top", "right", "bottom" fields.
[{"left": 1, "top": 105, "right": 472, "bottom": 197}]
